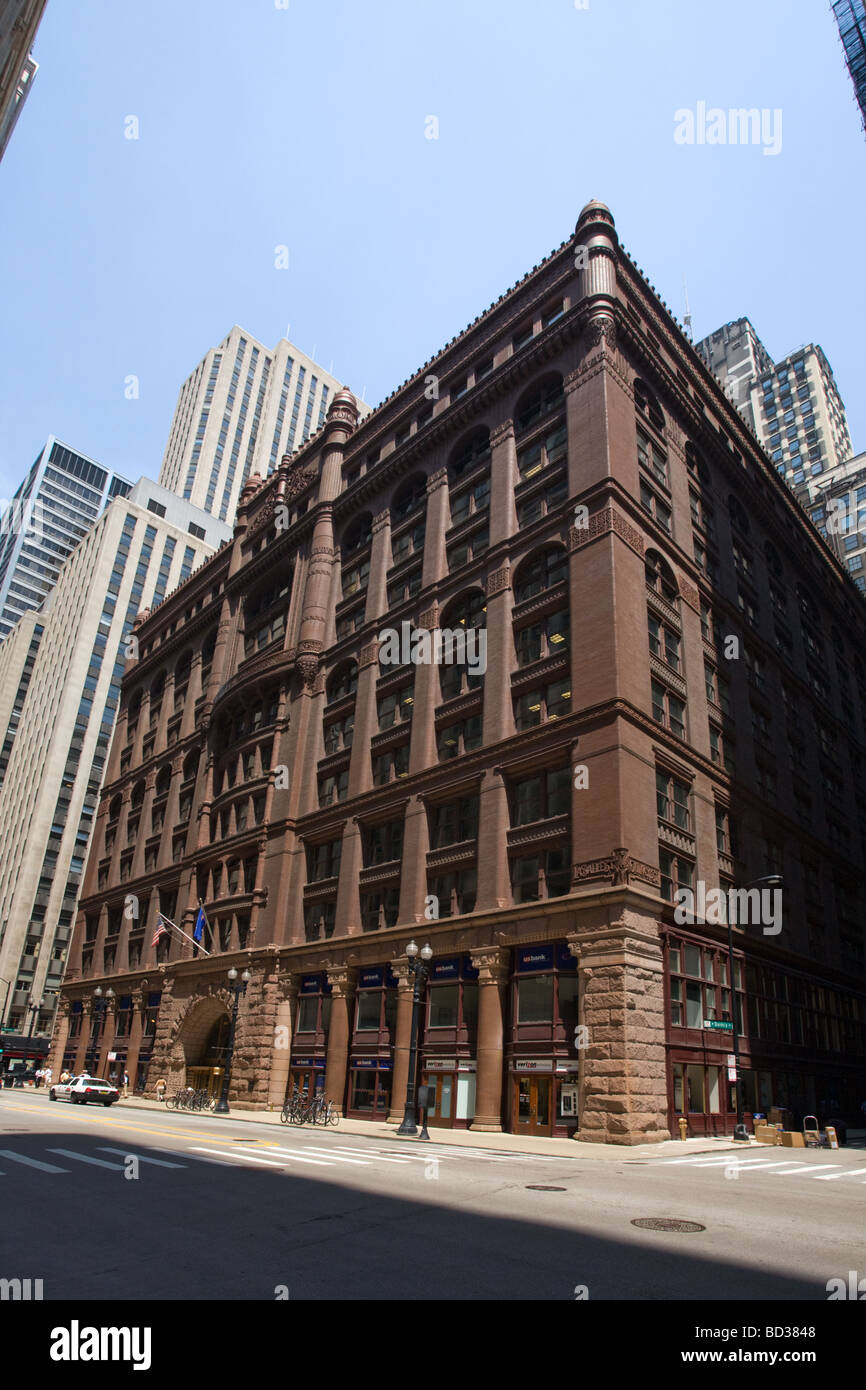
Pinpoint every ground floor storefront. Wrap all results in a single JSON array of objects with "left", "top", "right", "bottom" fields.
[{"left": 49, "top": 892, "right": 866, "bottom": 1144}]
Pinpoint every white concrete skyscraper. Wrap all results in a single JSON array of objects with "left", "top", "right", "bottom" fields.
[
  {"left": 0, "top": 480, "right": 229, "bottom": 1040},
  {"left": 158, "top": 327, "right": 364, "bottom": 526}
]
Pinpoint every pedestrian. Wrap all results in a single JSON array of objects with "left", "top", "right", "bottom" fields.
[
  {"left": 155, "top": 1076, "right": 167, "bottom": 1102},
  {"left": 34, "top": 1067, "right": 42, "bottom": 1088},
  {"left": 43, "top": 1067, "right": 52, "bottom": 1088},
  {"left": 122, "top": 1070, "right": 129, "bottom": 1097}
]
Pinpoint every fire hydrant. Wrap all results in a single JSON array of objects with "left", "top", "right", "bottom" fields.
[{"left": 678, "top": 1116, "right": 688, "bottom": 1141}]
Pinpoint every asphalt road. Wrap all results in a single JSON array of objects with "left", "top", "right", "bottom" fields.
[{"left": 1, "top": 1091, "right": 863, "bottom": 1301}]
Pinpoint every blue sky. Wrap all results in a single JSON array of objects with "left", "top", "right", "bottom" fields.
[{"left": 0, "top": 0, "right": 863, "bottom": 498}]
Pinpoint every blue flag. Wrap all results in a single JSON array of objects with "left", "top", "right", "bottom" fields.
[{"left": 193, "top": 906, "right": 207, "bottom": 944}]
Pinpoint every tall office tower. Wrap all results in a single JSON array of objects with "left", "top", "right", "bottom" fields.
[
  {"left": 834, "top": 0, "right": 866, "bottom": 136},
  {"left": 158, "top": 327, "right": 361, "bottom": 527},
  {"left": 0, "top": 437, "right": 132, "bottom": 642},
  {"left": 692, "top": 318, "right": 773, "bottom": 435},
  {"left": 801, "top": 451, "right": 866, "bottom": 595},
  {"left": 0, "top": 479, "right": 229, "bottom": 1043},
  {"left": 696, "top": 327, "right": 853, "bottom": 499},
  {"left": 0, "top": 1, "right": 47, "bottom": 161},
  {"left": 53, "top": 202, "right": 866, "bottom": 1142}
]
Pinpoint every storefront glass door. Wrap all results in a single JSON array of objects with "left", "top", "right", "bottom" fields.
[{"left": 514, "top": 1076, "right": 552, "bottom": 1134}]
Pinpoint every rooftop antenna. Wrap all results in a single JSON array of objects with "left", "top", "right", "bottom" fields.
[{"left": 682, "top": 276, "right": 693, "bottom": 341}]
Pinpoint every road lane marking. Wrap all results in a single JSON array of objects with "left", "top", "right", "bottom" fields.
[
  {"left": 47, "top": 1149, "right": 125, "bottom": 1170},
  {"left": 811, "top": 1167, "right": 866, "bottom": 1180},
  {"left": 189, "top": 1147, "right": 290, "bottom": 1167},
  {"left": 0, "top": 1149, "right": 67, "bottom": 1173},
  {"left": 286, "top": 1147, "right": 369, "bottom": 1165},
  {"left": 96, "top": 1147, "right": 186, "bottom": 1169}
]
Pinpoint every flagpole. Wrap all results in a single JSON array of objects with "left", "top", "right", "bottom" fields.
[{"left": 158, "top": 911, "right": 212, "bottom": 958}]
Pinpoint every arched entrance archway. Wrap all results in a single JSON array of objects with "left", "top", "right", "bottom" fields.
[{"left": 169, "top": 997, "right": 231, "bottom": 1098}]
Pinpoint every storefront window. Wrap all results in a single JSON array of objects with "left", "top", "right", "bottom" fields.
[
  {"left": 429, "top": 985, "right": 459, "bottom": 1028},
  {"left": 517, "top": 974, "right": 554, "bottom": 1023},
  {"left": 356, "top": 992, "right": 381, "bottom": 1030},
  {"left": 297, "top": 996, "right": 318, "bottom": 1031}
]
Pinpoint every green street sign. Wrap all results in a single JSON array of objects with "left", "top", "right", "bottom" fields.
[{"left": 703, "top": 1020, "right": 733, "bottom": 1031}]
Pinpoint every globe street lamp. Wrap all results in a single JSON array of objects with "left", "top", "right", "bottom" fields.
[
  {"left": 397, "top": 941, "right": 433, "bottom": 1136},
  {"left": 727, "top": 876, "right": 783, "bottom": 1142},
  {"left": 213, "top": 967, "right": 250, "bottom": 1114}
]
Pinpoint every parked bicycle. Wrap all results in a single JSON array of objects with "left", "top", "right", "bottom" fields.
[
  {"left": 166, "top": 1086, "right": 213, "bottom": 1112},
  {"left": 280, "top": 1090, "right": 338, "bottom": 1126}
]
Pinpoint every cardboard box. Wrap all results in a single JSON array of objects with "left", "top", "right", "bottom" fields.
[
  {"left": 779, "top": 1130, "right": 806, "bottom": 1147},
  {"left": 755, "top": 1124, "right": 780, "bottom": 1145}
]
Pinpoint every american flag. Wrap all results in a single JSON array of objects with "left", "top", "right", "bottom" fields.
[{"left": 151, "top": 917, "right": 169, "bottom": 949}]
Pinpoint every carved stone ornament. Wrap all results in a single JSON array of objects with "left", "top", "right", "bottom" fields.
[
  {"left": 585, "top": 316, "right": 617, "bottom": 350},
  {"left": 284, "top": 466, "right": 318, "bottom": 503},
  {"left": 297, "top": 653, "right": 319, "bottom": 689}
]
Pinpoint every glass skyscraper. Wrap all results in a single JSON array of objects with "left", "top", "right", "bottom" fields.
[
  {"left": 834, "top": 0, "right": 866, "bottom": 136},
  {"left": 0, "top": 437, "right": 132, "bottom": 642}
]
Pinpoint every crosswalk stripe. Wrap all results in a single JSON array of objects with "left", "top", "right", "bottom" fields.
[
  {"left": 96, "top": 1147, "right": 186, "bottom": 1169},
  {"left": 291, "top": 1150, "right": 369, "bottom": 1162},
  {"left": 47, "top": 1149, "right": 125, "bottom": 1170},
  {"left": 271, "top": 1146, "right": 368, "bottom": 1166},
  {"left": 189, "top": 1147, "right": 293, "bottom": 1168},
  {"left": 0, "top": 1149, "right": 67, "bottom": 1173},
  {"left": 768, "top": 1166, "right": 817, "bottom": 1175},
  {"left": 811, "top": 1168, "right": 866, "bottom": 1181}
]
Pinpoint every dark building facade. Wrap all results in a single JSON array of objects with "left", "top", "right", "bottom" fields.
[{"left": 50, "top": 202, "right": 866, "bottom": 1143}]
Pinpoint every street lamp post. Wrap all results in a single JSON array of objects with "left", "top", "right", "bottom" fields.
[
  {"left": 397, "top": 941, "right": 433, "bottom": 1137},
  {"left": 727, "top": 876, "right": 783, "bottom": 1142},
  {"left": 213, "top": 967, "right": 250, "bottom": 1115},
  {"left": 0, "top": 977, "right": 11, "bottom": 1029},
  {"left": 27, "top": 996, "right": 45, "bottom": 1038},
  {"left": 87, "top": 987, "right": 114, "bottom": 1073}
]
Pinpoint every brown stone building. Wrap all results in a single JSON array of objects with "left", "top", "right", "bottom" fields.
[{"left": 50, "top": 201, "right": 866, "bottom": 1143}]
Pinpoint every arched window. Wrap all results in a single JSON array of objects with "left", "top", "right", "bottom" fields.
[
  {"left": 645, "top": 550, "right": 678, "bottom": 607},
  {"left": 439, "top": 591, "right": 486, "bottom": 701},
  {"left": 449, "top": 428, "right": 491, "bottom": 481},
  {"left": 130, "top": 780, "right": 146, "bottom": 811},
  {"left": 764, "top": 540, "right": 783, "bottom": 579},
  {"left": 155, "top": 765, "right": 172, "bottom": 798},
  {"left": 108, "top": 794, "right": 122, "bottom": 824},
  {"left": 634, "top": 378, "right": 665, "bottom": 432},
  {"left": 515, "top": 374, "right": 564, "bottom": 434},
  {"left": 182, "top": 749, "right": 200, "bottom": 783},
  {"left": 328, "top": 661, "right": 359, "bottom": 704},
  {"left": 343, "top": 513, "right": 373, "bottom": 557},
  {"left": 392, "top": 474, "right": 427, "bottom": 522},
  {"left": 514, "top": 547, "right": 568, "bottom": 604},
  {"left": 175, "top": 650, "right": 192, "bottom": 686},
  {"left": 128, "top": 689, "right": 142, "bottom": 722},
  {"left": 728, "top": 494, "right": 750, "bottom": 535}
]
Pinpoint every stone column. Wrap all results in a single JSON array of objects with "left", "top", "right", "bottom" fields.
[
  {"left": 334, "top": 820, "right": 363, "bottom": 933},
  {"left": 365, "top": 510, "right": 391, "bottom": 627},
  {"left": 469, "top": 948, "right": 508, "bottom": 1132},
  {"left": 481, "top": 565, "right": 514, "bottom": 745},
  {"left": 324, "top": 966, "right": 356, "bottom": 1114},
  {"left": 387, "top": 959, "right": 415, "bottom": 1121},
  {"left": 267, "top": 978, "right": 298, "bottom": 1109},
  {"left": 572, "top": 907, "right": 670, "bottom": 1145},
  {"left": 126, "top": 988, "right": 145, "bottom": 1093},
  {"left": 397, "top": 794, "right": 429, "bottom": 926},
  {"left": 348, "top": 638, "right": 379, "bottom": 798},
  {"left": 408, "top": 602, "right": 439, "bottom": 773},
  {"left": 422, "top": 468, "right": 449, "bottom": 588},
  {"left": 488, "top": 419, "right": 517, "bottom": 545},
  {"left": 475, "top": 769, "right": 511, "bottom": 911}
]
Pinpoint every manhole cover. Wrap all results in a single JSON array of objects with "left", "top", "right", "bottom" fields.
[
  {"left": 232, "top": 1139, "right": 259, "bottom": 1143},
  {"left": 525, "top": 1184, "right": 567, "bottom": 1192},
  {"left": 631, "top": 1217, "right": 705, "bottom": 1233}
]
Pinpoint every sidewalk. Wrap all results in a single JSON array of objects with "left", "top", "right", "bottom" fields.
[{"left": 110, "top": 1094, "right": 755, "bottom": 1160}]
